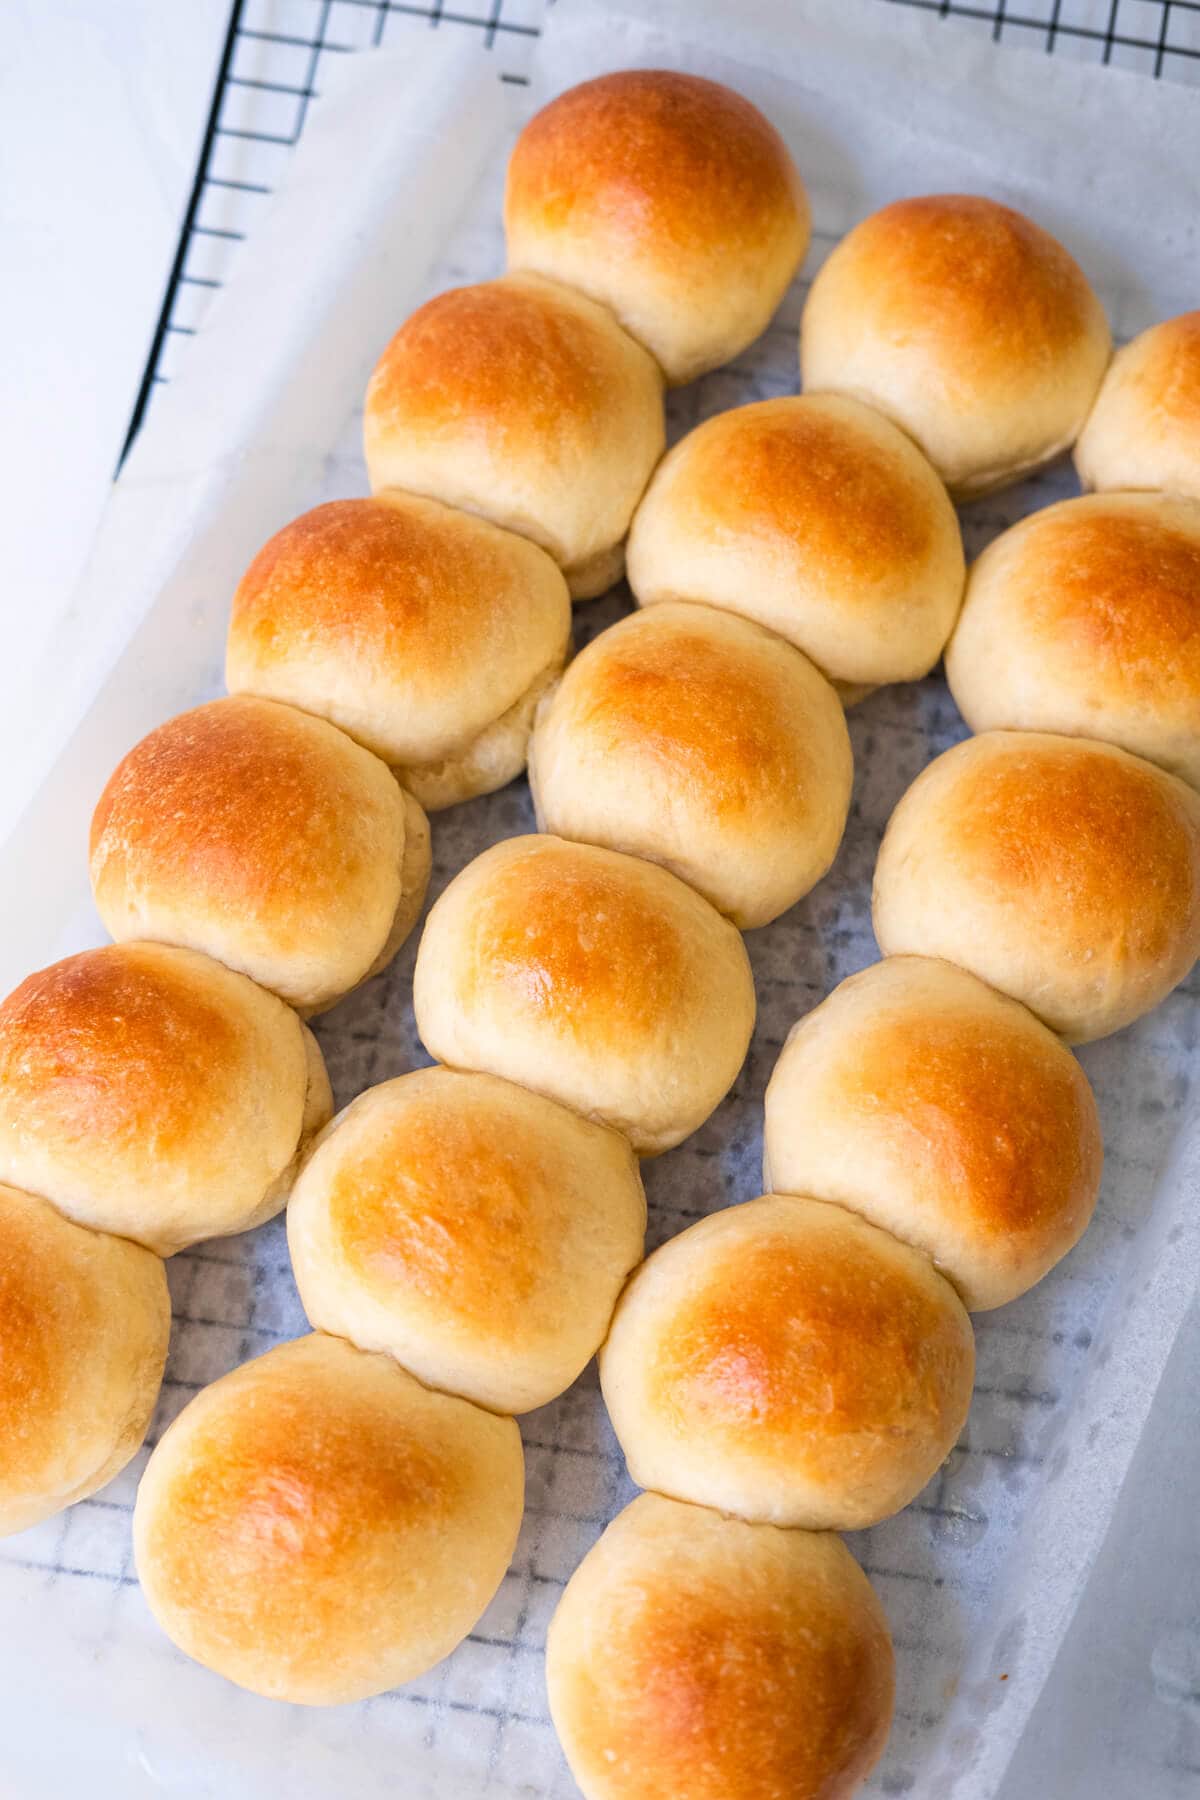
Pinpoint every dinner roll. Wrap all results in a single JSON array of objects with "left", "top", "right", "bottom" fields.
[
  {"left": 801, "top": 195, "right": 1111, "bottom": 497},
  {"left": 90, "top": 696, "right": 431, "bottom": 1013},
  {"left": 626, "top": 395, "right": 965, "bottom": 691},
  {"left": 546, "top": 1492, "right": 895, "bottom": 1800},
  {"left": 226, "top": 493, "right": 571, "bottom": 811},
  {"left": 413, "top": 835, "right": 755, "bottom": 1155},
  {"left": 0, "top": 1182, "right": 168, "bottom": 1536},
  {"left": 946, "top": 494, "right": 1200, "bottom": 789},
  {"left": 504, "top": 70, "right": 810, "bottom": 385},
  {"left": 764, "top": 958, "right": 1104, "bottom": 1309},
  {"left": 133, "top": 1333, "right": 523, "bottom": 1705},
  {"left": 363, "top": 273, "right": 664, "bottom": 600},
  {"left": 874, "top": 732, "right": 1200, "bottom": 1043},
  {"left": 1076, "top": 311, "right": 1200, "bottom": 501},
  {"left": 601, "top": 1194, "right": 973, "bottom": 1531},
  {"left": 289, "top": 1068, "right": 645, "bottom": 1413},
  {"left": 529, "top": 603, "right": 852, "bottom": 927},
  {"left": 0, "top": 943, "right": 331, "bottom": 1256}
]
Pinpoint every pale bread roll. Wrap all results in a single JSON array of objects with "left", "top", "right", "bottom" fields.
[
  {"left": 226, "top": 493, "right": 571, "bottom": 811},
  {"left": 946, "top": 493, "right": 1200, "bottom": 789},
  {"left": 873, "top": 732, "right": 1200, "bottom": 1043},
  {"left": 504, "top": 70, "right": 810, "bottom": 385},
  {"left": 90, "top": 696, "right": 431, "bottom": 1013},
  {"left": 601, "top": 1194, "right": 973, "bottom": 1531},
  {"left": 0, "top": 943, "right": 331, "bottom": 1256},
  {"left": 413, "top": 835, "right": 755, "bottom": 1155},
  {"left": 363, "top": 273, "right": 664, "bottom": 600},
  {"left": 0, "top": 1182, "right": 169, "bottom": 1536},
  {"left": 1075, "top": 311, "right": 1200, "bottom": 501},
  {"left": 801, "top": 195, "right": 1111, "bottom": 498},
  {"left": 626, "top": 395, "right": 964, "bottom": 691},
  {"left": 288, "top": 1067, "right": 645, "bottom": 1413},
  {"left": 546, "top": 1492, "right": 895, "bottom": 1800},
  {"left": 764, "top": 958, "right": 1104, "bottom": 1309},
  {"left": 528, "top": 602, "right": 852, "bottom": 927},
  {"left": 133, "top": 1333, "right": 524, "bottom": 1706}
]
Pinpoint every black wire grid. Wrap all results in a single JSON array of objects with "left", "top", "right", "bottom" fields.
[{"left": 122, "top": 0, "right": 1199, "bottom": 461}]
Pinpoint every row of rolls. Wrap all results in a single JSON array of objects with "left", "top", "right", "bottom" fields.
[{"left": 3, "top": 65, "right": 1200, "bottom": 1799}]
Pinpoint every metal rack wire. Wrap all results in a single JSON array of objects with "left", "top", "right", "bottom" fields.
[{"left": 120, "top": 0, "right": 1199, "bottom": 460}]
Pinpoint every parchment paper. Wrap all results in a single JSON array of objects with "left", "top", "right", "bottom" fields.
[{"left": 2, "top": 3, "right": 1199, "bottom": 1796}]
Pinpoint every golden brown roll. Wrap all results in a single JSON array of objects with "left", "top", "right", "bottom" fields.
[
  {"left": 90, "top": 696, "right": 431, "bottom": 1014},
  {"left": 528, "top": 602, "right": 852, "bottom": 927},
  {"left": 413, "top": 835, "right": 755, "bottom": 1155},
  {"left": 1075, "top": 311, "right": 1200, "bottom": 501},
  {"left": 600, "top": 1194, "right": 973, "bottom": 1531},
  {"left": 764, "top": 958, "right": 1103, "bottom": 1309},
  {"left": 546, "top": 1492, "right": 895, "bottom": 1800},
  {"left": 946, "top": 493, "right": 1200, "bottom": 789},
  {"left": 504, "top": 70, "right": 810, "bottom": 386},
  {"left": 133, "top": 1333, "right": 524, "bottom": 1705},
  {"left": 801, "top": 195, "right": 1112, "bottom": 498},
  {"left": 225, "top": 493, "right": 571, "bottom": 811},
  {"left": 363, "top": 273, "right": 664, "bottom": 600},
  {"left": 626, "top": 395, "right": 965, "bottom": 692},
  {"left": 288, "top": 1067, "right": 645, "bottom": 1413},
  {"left": 0, "top": 1182, "right": 169, "bottom": 1536},
  {"left": 0, "top": 942, "right": 331, "bottom": 1256},
  {"left": 874, "top": 731, "right": 1200, "bottom": 1043}
]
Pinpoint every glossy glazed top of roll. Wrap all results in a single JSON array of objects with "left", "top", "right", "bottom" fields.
[
  {"left": 505, "top": 70, "right": 810, "bottom": 385},
  {"left": 764, "top": 957, "right": 1103, "bottom": 1309},
  {"left": 413, "top": 834, "right": 755, "bottom": 1155},
  {"left": 0, "top": 1182, "right": 169, "bottom": 1537},
  {"left": 529, "top": 602, "right": 852, "bottom": 927},
  {"left": 600, "top": 1195, "right": 978, "bottom": 1533},
  {"left": 288, "top": 1067, "right": 645, "bottom": 1413},
  {"left": 0, "top": 942, "right": 331, "bottom": 1255},
  {"left": 873, "top": 732, "right": 1200, "bottom": 1043},
  {"left": 601, "top": 1193, "right": 973, "bottom": 1531},
  {"left": 133, "top": 1333, "right": 524, "bottom": 1706},
  {"left": 626, "top": 394, "right": 965, "bottom": 689},
  {"left": 801, "top": 195, "right": 1111, "bottom": 497},
  {"left": 546, "top": 1492, "right": 895, "bottom": 1800},
  {"left": 227, "top": 493, "right": 571, "bottom": 808},
  {"left": 89, "top": 696, "right": 431, "bottom": 1013},
  {"left": 363, "top": 273, "right": 664, "bottom": 600},
  {"left": 946, "top": 493, "right": 1200, "bottom": 790},
  {"left": 1075, "top": 311, "right": 1200, "bottom": 502}
]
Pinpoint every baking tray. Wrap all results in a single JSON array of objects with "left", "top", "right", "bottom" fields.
[{"left": 3, "top": 2, "right": 1200, "bottom": 1795}]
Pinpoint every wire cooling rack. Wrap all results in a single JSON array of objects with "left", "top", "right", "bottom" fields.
[{"left": 122, "top": 0, "right": 1199, "bottom": 459}]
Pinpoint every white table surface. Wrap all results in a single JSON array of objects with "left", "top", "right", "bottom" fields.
[{"left": 5, "top": 4, "right": 1199, "bottom": 1796}]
